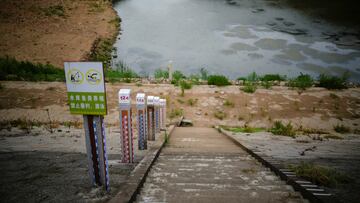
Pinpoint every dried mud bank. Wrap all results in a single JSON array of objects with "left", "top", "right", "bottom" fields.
[
  {"left": 0, "top": 81, "right": 359, "bottom": 133},
  {"left": 0, "top": 0, "right": 119, "bottom": 68}
]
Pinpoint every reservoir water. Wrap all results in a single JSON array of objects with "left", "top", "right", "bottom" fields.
[{"left": 113, "top": 0, "right": 360, "bottom": 80}]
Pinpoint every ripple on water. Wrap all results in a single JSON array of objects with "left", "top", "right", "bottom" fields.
[
  {"left": 254, "top": 38, "right": 287, "bottom": 50},
  {"left": 230, "top": 42, "right": 258, "bottom": 52}
]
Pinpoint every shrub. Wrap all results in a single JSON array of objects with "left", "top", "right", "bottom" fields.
[
  {"left": 172, "top": 70, "right": 186, "bottom": 81},
  {"left": 88, "top": 38, "right": 115, "bottom": 69},
  {"left": 214, "top": 111, "right": 227, "bottom": 120},
  {"left": 288, "top": 73, "right": 313, "bottom": 90},
  {"left": 207, "top": 75, "right": 231, "bottom": 86},
  {"left": 318, "top": 73, "right": 348, "bottom": 89},
  {"left": 333, "top": 124, "right": 350, "bottom": 133},
  {"left": 270, "top": 121, "right": 296, "bottom": 137},
  {"left": 179, "top": 80, "right": 192, "bottom": 96},
  {"left": 290, "top": 162, "right": 352, "bottom": 187},
  {"left": 0, "top": 56, "right": 64, "bottom": 81},
  {"left": 261, "top": 81, "right": 272, "bottom": 89},
  {"left": 241, "top": 82, "right": 257, "bottom": 93},
  {"left": 105, "top": 67, "right": 139, "bottom": 82},
  {"left": 260, "top": 74, "right": 286, "bottom": 81},
  {"left": 154, "top": 68, "right": 169, "bottom": 79},
  {"left": 247, "top": 72, "right": 259, "bottom": 82}
]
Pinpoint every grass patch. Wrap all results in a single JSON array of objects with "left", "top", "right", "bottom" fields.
[
  {"left": 108, "top": 16, "right": 121, "bottom": 30},
  {"left": 241, "top": 168, "right": 257, "bottom": 173},
  {"left": 333, "top": 124, "right": 350, "bottom": 133},
  {"left": 323, "top": 134, "right": 344, "bottom": 140},
  {"left": 223, "top": 99, "right": 235, "bottom": 107},
  {"left": 88, "top": 1, "right": 106, "bottom": 12},
  {"left": 177, "top": 99, "right": 185, "bottom": 104},
  {"left": 290, "top": 162, "right": 352, "bottom": 187},
  {"left": 261, "top": 81, "right": 273, "bottom": 89},
  {"left": 221, "top": 125, "right": 265, "bottom": 133},
  {"left": 241, "top": 82, "right": 257, "bottom": 93},
  {"left": 43, "top": 5, "right": 65, "bottom": 17},
  {"left": 288, "top": 73, "right": 313, "bottom": 90},
  {"left": 105, "top": 63, "right": 139, "bottom": 83},
  {"left": 260, "top": 74, "right": 286, "bottom": 81},
  {"left": 270, "top": 121, "right": 296, "bottom": 138},
  {"left": 179, "top": 80, "right": 192, "bottom": 96},
  {"left": 207, "top": 75, "right": 231, "bottom": 86},
  {"left": 329, "top": 93, "right": 339, "bottom": 99},
  {"left": 87, "top": 38, "right": 114, "bottom": 70},
  {"left": 169, "top": 108, "right": 183, "bottom": 119},
  {"left": 214, "top": 111, "right": 227, "bottom": 120},
  {"left": 154, "top": 68, "right": 169, "bottom": 79},
  {"left": 0, "top": 56, "right": 64, "bottom": 81},
  {"left": 187, "top": 98, "right": 198, "bottom": 106},
  {"left": 318, "top": 73, "right": 348, "bottom": 89}
]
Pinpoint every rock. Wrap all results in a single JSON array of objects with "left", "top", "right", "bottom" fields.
[
  {"left": 275, "top": 17, "right": 284, "bottom": 21},
  {"left": 180, "top": 119, "right": 193, "bottom": 127},
  {"left": 196, "top": 112, "right": 202, "bottom": 115},
  {"left": 266, "top": 21, "right": 277, "bottom": 26},
  {"left": 220, "top": 91, "right": 225, "bottom": 95},
  {"left": 283, "top": 21, "right": 295, "bottom": 27}
]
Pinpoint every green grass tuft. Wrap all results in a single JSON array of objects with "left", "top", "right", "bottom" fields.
[
  {"left": 207, "top": 75, "right": 231, "bottom": 86},
  {"left": 270, "top": 121, "right": 296, "bottom": 137},
  {"left": 288, "top": 73, "right": 313, "bottom": 90},
  {"left": 290, "top": 162, "right": 352, "bottom": 187}
]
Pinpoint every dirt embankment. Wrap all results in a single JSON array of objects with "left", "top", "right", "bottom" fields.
[
  {"left": 0, "top": 81, "right": 359, "bottom": 134},
  {"left": 0, "top": 0, "right": 119, "bottom": 68}
]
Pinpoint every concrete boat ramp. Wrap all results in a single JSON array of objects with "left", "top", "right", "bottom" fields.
[{"left": 135, "top": 127, "right": 307, "bottom": 203}]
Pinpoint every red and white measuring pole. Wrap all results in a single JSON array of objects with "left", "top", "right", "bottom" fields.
[
  {"left": 83, "top": 115, "right": 110, "bottom": 192},
  {"left": 136, "top": 93, "right": 147, "bottom": 150},
  {"left": 147, "top": 96, "right": 155, "bottom": 141},
  {"left": 160, "top": 99, "right": 166, "bottom": 130},
  {"left": 154, "top": 96, "right": 160, "bottom": 134},
  {"left": 118, "top": 89, "right": 134, "bottom": 163}
]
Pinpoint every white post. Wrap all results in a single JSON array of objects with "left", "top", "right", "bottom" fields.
[
  {"left": 136, "top": 93, "right": 147, "bottom": 150},
  {"left": 160, "top": 99, "right": 166, "bottom": 129},
  {"left": 147, "top": 96, "right": 155, "bottom": 141},
  {"left": 154, "top": 96, "right": 160, "bottom": 133},
  {"left": 118, "top": 89, "right": 134, "bottom": 163}
]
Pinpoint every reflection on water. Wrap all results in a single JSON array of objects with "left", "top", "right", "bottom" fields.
[{"left": 113, "top": 0, "right": 360, "bottom": 80}]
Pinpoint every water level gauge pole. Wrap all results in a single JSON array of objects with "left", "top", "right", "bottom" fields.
[
  {"left": 160, "top": 99, "right": 166, "bottom": 130},
  {"left": 118, "top": 89, "right": 134, "bottom": 163},
  {"left": 154, "top": 96, "right": 160, "bottom": 134},
  {"left": 147, "top": 96, "right": 155, "bottom": 141},
  {"left": 136, "top": 93, "right": 147, "bottom": 150}
]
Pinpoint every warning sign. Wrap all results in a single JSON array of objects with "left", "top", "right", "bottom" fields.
[{"left": 64, "top": 62, "right": 107, "bottom": 115}]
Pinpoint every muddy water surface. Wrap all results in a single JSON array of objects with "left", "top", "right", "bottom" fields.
[{"left": 113, "top": 0, "right": 360, "bottom": 80}]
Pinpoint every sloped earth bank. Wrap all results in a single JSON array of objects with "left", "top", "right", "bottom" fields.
[
  {"left": 0, "top": 0, "right": 118, "bottom": 67},
  {"left": 226, "top": 131, "right": 360, "bottom": 203}
]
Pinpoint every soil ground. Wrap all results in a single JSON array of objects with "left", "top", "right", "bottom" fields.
[{"left": 0, "top": 0, "right": 118, "bottom": 67}]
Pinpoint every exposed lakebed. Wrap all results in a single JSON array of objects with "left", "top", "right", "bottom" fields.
[{"left": 113, "top": 0, "right": 360, "bottom": 80}]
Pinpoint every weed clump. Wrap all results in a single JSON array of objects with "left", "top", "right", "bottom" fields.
[
  {"left": 270, "top": 121, "right": 296, "bottom": 137},
  {"left": 221, "top": 125, "right": 265, "bottom": 133},
  {"left": 223, "top": 99, "right": 235, "bottom": 107},
  {"left": 154, "top": 69, "right": 169, "bottom": 79},
  {"left": 169, "top": 108, "right": 183, "bottom": 119},
  {"left": 260, "top": 74, "right": 286, "bottom": 81},
  {"left": 333, "top": 124, "right": 350, "bottom": 133},
  {"left": 214, "top": 111, "right": 227, "bottom": 120},
  {"left": 318, "top": 73, "right": 349, "bottom": 89},
  {"left": 290, "top": 162, "right": 352, "bottom": 187},
  {"left": 207, "top": 75, "right": 231, "bottom": 86},
  {"left": 241, "top": 82, "right": 257, "bottom": 93},
  {"left": 288, "top": 73, "right": 313, "bottom": 90},
  {"left": 187, "top": 98, "right": 198, "bottom": 106}
]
